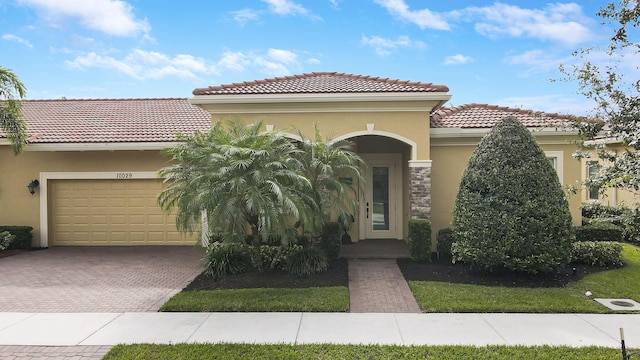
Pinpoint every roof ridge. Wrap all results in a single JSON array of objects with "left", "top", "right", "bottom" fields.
[{"left": 23, "top": 98, "right": 189, "bottom": 102}]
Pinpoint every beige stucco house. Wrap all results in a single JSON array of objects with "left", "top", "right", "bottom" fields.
[{"left": 0, "top": 72, "right": 616, "bottom": 248}]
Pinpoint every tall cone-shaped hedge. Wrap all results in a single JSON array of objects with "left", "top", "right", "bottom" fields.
[{"left": 452, "top": 117, "right": 573, "bottom": 274}]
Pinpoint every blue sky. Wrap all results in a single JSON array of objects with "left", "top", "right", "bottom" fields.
[{"left": 0, "top": 0, "right": 624, "bottom": 115}]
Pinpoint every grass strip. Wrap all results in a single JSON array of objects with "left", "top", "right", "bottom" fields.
[
  {"left": 160, "top": 286, "right": 349, "bottom": 312},
  {"left": 103, "top": 343, "right": 629, "bottom": 360},
  {"left": 410, "top": 245, "right": 640, "bottom": 313}
]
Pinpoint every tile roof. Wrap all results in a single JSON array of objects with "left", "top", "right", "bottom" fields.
[
  {"left": 192, "top": 72, "right": 449, "bottom": 95},
  {"left": 7, "top": 98, "right": 212, "bottom": 144},
  {"left": 431, "top": 103, "right": 576, "bottom": 129}
]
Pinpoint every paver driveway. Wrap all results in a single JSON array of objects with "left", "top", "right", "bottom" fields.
[{"left": 0, "top": 247, "right": 203, "bottom": 312}]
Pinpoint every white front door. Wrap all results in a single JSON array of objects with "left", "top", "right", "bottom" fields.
[{"left": 360, "top": 154, "right": 402, "bottom": 240}]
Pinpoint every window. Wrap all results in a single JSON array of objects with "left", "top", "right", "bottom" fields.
[
  {"left": 587, "top": 161, "right": 601, "bottom": 200},
  {"left": 544, "top": 151, "right": 563, "bottom": 184}
]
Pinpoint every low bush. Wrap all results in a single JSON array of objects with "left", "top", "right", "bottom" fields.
[
  {"left": 0, "top": 226, "right": 32, "bottom": 249},
  {"left": 574, "top": 223, "right": 624, "bottom": 243},
  {"left": 253, "top": 244, "right": 302, "bottom": 271},
  {"left": 436, "top": 228, "right": 454, "bottom": 256},
  {"left": 571, "top": 241, "right": 624, "bottom": 267},
  {"left": 580, "top": 202, "right": 626, "bottom": 224},
  {"left": 286, "top": 247, "right": 328, "bottom": 276},
  {"left": 320, "top": 222, "right": 342, "bottom": 261},
  {"left": 408, "top": 220, "right": 432, "bottom": 262},
  {"left": 202, "top": 242, "right": 253, "bottom": 279},
  {"left": 0, "top": 231, "right": 15, "bottom": 250}
]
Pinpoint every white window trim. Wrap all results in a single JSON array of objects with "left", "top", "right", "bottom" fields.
[{"left": 545, "top": 151, "right": 564, "bottom": 184}]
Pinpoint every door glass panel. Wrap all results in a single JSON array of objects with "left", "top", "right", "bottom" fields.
[{"left": 372, "top": 166, "right": 389, "bottom": 231}]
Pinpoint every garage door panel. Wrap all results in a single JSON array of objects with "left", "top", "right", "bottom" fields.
[{"left": 50, "top": 179, "right": 196, "bottom": 246}]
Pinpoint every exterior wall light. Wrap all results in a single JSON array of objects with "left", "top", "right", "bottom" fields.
[{"left": 28, "top": 179, "right": 39, "bottom": 195}]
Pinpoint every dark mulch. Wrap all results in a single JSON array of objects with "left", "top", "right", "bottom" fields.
[
  {"left": 398, "top": 254, "right": 616, "bottom": 288},
  {"left": 183, "top": 258, "right": 349, "bottom": 291}
]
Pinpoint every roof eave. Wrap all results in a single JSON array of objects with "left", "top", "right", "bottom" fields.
[
  {"left": 190, "top": 92, "right": 451, "bottom": 106},
  {"left": 21, "top": 142, "right": 180, "bottom": 152},
  {"left": 430, "top": 127, "right": 580, "bottom": 138}
]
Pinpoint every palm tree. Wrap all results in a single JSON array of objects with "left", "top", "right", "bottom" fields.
[
  {"left": 294, "top": 125, "right": 364, "bottom": 238},
  {"left": 0, "top": 66, "right": 27, "bottom": 154},
  {"left": 158, "top": 120, "right": 315, "bottom": 246}
]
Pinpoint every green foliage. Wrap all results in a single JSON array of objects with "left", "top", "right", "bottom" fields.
[
  {"left": 580, "top": 203, "right": 640, "bottom": 244},
  {"left": 0, "top": 231, "right": 15, "bottom": 250},
  {"left": 286, "top": 247, "right": 328, "bottom": 276},
  {"left": 104, "top": 343, "right": 625, "bottom": 360},
  {"left": 0, "top": 66, "right": 28, "bottom": 154},
  {"left": 571, "top": 241, "right": 624, "bottom": 267},
  {"left": 202, "top": 242, "right": 253, "bottom": 279},
  {"left": 320, "top": 222, "right": 341, "bottom": 261},
  {"left": 452, "top": 117, "right": 573, "bottom": 274},
  {"left": 561, "top": 1, "right": 640, "bottom": 194},
  {"left": 580, "top": 202, "right": 626, "bottom": 223},
  {"left": 436, "top": 228, "right": 455, "bottom": 255},
  {"left": 0, "top": 226, "right": 32, "bottom": 249},
  {"left": 253, "top": 244, "right": 302, "bottom": 272},
  {"left": 407, "top": 220, "right": 432, "bottom": 262},
  {"left": 574, "top": 224, "right": 624, "bottom": 243}
]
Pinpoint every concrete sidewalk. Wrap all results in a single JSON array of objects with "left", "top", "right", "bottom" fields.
[{"left": 0, "top": 312, "right": 638, "bottom": 348}]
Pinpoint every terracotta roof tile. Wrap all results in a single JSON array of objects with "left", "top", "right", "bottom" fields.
[
  {"left": 193, "top": 72, "right": 449, "bottom": 95},
  {"left": 431, "top": 103, "right": 576, "bottom": 129},
  {"left": 9, "top": 98, "right": 212, "bottom": 144}
]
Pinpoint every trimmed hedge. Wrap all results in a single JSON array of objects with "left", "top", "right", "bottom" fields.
[
  {"left": 408, "top": 220, "right": 432, "bottom": 262},
  {"left": 436, "top": 228, "right": 455, "bottom": 256},
  {"left": 320, "top": 222, "right": 342, "bottom": 261},
  {"left": 451, "top": 117, "right": 573, "bottom": 274},
  {"left": 571, "top": 241, "right": 624, "bottom": 267},
  {"left": 0, "top": 226, "right": 33, "bottom": 249},
  {"left": 574, "top": 223, "right": 624, "bottom": 243}
]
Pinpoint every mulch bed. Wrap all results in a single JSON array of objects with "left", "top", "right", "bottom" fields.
[
  {"left": 0, "top": 249, "right": 27, "bottom": 259},
  {"left": 398, "top": 255, "right": 614, "bottom": 288},
  {"left": 183, "top": 254, "right": 616, "bottom": 291},
  {"left": 183, "top": 258, "right": 349, "bottom": 291}
]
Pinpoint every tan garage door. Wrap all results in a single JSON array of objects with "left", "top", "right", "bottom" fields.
[{"left": 50, "top": 179, "right": 196, "bottom": 246}]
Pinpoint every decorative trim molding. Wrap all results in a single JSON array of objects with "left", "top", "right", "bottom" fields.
[
  {"left": 332, "top": 130, "right": 418, "bottom": 160},
  {"left": 408, "top": 160, "right": 432, "bottom": 168}
]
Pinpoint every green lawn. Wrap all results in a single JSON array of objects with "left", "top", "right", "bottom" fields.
[
  {"left": 160, "top": 286, "right": 349, "bottom": 312},
  {"left": 103, "top": 343, "right": 629, "bottom": 360},
  {"left": 409, "top": 244, "right": 640, "bottom": 313}
]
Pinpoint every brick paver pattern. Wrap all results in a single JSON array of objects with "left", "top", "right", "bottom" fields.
[
  {"left": 0, "top": 345, "right": 111, "bottom": 360},
  {"left": 0, "top": 246, "right": 203, "bottom": 312},
  {"left": 348, "top": 259, "right": 421, "bottom": 313}
]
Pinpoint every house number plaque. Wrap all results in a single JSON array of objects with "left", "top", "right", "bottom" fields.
[{"left": 116, "top": 172, "right": 134, "bottom": 179}]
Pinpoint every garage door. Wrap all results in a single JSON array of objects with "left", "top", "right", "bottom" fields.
[{"left": 50, "top": 179, "right": 196, "bottom": 246}]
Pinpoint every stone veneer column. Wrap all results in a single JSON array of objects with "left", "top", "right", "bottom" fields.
[{"left": 409, "top": 160, "right": 431, "bottom": 220}]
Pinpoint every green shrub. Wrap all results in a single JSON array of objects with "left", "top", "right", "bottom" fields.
[
  {"left": 571, "top": 241, "right": 624, "bottom": 267},
  {"left": 202, "top": 242, "right": 253, "bottom": 279},
  {"left": 0, "top": 226, "right": 32, "bottom": 249},
  {"left": 253, "top": 244, "right": 302, "bottom": 271},
  {"left": 451, "top": 117, "right": 573, "bottom": 274},
  {"left": 286, "top": 247, "right": 328, "bottom": 276},
  {"left": 408, "top": 220, "right": 432, "bottom": 262},
  {"left": 580, "top": 202, "right": 626, "bottom": 224},
  {"left": 574, "top": 223, "right": 624, "bottom": 242},
  {"left": 620, "top": 207, "right": 640, "bottom": 244},
  {"left": 436, "top": 228, "right": 455, "bottom": 256},
  {"left": 320, "top": 222, "right": 342, "bottom": 261},
  {"left": 0, "top": 231, "right": 15, "bottom": 250}
]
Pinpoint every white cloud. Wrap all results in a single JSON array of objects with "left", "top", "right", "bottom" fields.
[
  {"left": 231, "top": 9, "right": 260, "bottom": 25},
  {"left": 373, "top": 0, "right": 450, "bottom": 30},
  {"left": 218, "top": 49, "right": 303, "bottom": 76},
  {"left": 18, "top": 0, "right": 150, "bottom": 37},
  {"left": 361, "top": 35, "right": 425, "bottom": 56},
  {"left": 445, "top": 54, "right": 473, "bottom": 65},
  {"left": 260, "top": 0, "right": 320, "bottom": 20},
  {"left": 465, "top": 3, "right": 594, "bottom": 45},
  {"left": 268, "top": 49, "right": 297, "bottom": 64},
  {"left": 496, "top": 94, "right": 595, "bottom": 116},
  {"left": 307, "top": 58, "right": 321, "bottom": 64},
  {"left": 2, "top": 34, "right": 33, "bottom": 48},
  {"left": 66, "top": 50, "right": 217, "bottom": 80},
  {"left": 505, "top": 49, "right": 571, "bottom": 75}
]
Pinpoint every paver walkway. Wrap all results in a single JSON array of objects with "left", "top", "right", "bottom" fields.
[
  {"left": 0, "top": 345, "right": 111, "bottom": 360},
  {"left": 348, "top": 259, "right": 421, "bottom": 313}
]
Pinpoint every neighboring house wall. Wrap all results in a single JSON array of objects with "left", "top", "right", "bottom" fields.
[{"left": 0, "top": 147, "right": 194, "bottom": 247}]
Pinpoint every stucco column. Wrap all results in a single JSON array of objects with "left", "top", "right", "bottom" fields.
[{"left": 408, "top": 160, "right": 431, "bottom": 220}]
